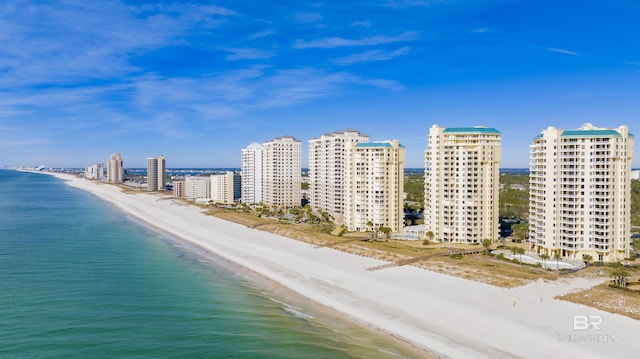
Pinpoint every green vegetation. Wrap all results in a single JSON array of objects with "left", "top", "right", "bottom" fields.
[
  {"left": 632, "top": 180, "right": 640, "bottom": 227},
  {"left": 404, "top": 173, "right": 424, "bottom": 209},
  {"left": 511, "top": 223, "right": 529, "bottom": 242},
  {"left": 499, "top": 173, "right": 529, "bottom": 219},
  {"left": 401, "top": 173, "right": 640, "bottom": 228},
  {"left": 482, "top": 238, "right": 492, "bottom": 254}
]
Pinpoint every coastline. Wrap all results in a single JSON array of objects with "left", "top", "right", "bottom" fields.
[{"left": 43, "top": 172, "right": 640, "bottom": 358}]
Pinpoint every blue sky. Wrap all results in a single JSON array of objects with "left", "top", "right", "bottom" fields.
[{"left": 1, "top": 0, "right": 639, "bottom": 168}]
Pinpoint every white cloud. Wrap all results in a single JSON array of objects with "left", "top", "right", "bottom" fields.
[
  {"left": 350, "top": 20, "right": 372, "bottom": 28},
  {"left": 224, "top": 48, "right": 276, "bottom": 61},
  {"left": 332, "top": 47, "right": 411, "bottom": 65},
  {"left": 381, "top": 0, "right": 447, "bottom": 8},
  {"left": 294, "top": 12, "right": 323, "bottom": 23},
  {"left": 544, "top": 47, "right": 581, "bottom": 56},
  {"left": 294, "top": 31, "right": 420, "bottom": 49},
  {"left": 248, "top": 30, "right": 275, "bottom": 40},
  {"left": 361, "top": 78, "right": 405, "bottom": 91},
  {"left": 0, "top": 1, "right": 237, "bottom": 87},
  {"left": 472, "top": 27, "right": 490, "bottom": 34}
]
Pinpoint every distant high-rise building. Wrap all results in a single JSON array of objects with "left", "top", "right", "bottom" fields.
[
  {"left": 529, "top": 123, "right": 634, "bottom": 262},
  {"left": 107, "top": 153, "right": 124, "bottom": 183},
  {"left": 147, "top": 156, "right": 166, "bottom": 191},
  {"left": 343, "top": 140, "right": 405, "bottom": 232},
  {"left": 241, "top": 143, "right": 263, "bottom": 204},
  {"left": 85, "top": 163, "right": 104, "bottom": 180},
  {"left": 309, "top": 130, "right": 369, "bottom": 223},
  {"left": 424, "top": 125, "right": 502, "bottom": 244},
  {"left": 233, "top": 172, "right": 242, "bottom": 202},
  {"left": 262, "top": 136, "right": 301, "bottom": 208},
  {"left": 173, "top": 180, "right": 185, "bottom": 198},
  {"left": 210, "top": 172, "right": 239, "bottom": 205}
]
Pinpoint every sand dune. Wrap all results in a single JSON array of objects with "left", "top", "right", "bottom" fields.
[{"left": 49, "top": 173, "right": 640, "bottom": 358}]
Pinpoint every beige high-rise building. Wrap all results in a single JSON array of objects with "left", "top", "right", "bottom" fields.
[
  {"left": 309, "top": 130, "right": 369, "bottom": 223},
  {"left": 184, "top": 176, "right": 211, "bottom": 200},
  {"left": 262, "top": 136, "right": 301, "bottom": 208},
  {"left": 529, "top": 123, "right": 634, "bottom": 262},
  {"left": 173, "top": 180, "right": 185, "bottom": 198},
  {"left": 147, "top": 156, "right": 166, "bottom": 191},
  {"left": 107, "top": 153, "right": 123, "bottom": 183},
  {"left": 424, "top": 125, "right": 501, "bottom": 244},
  {"left": 241, "top": 143, "right": 263, "bottom": 204},
  {"left": 343, "top": 140, "right": 405, "bottom": 232},
  {"left": 211, "top": 172, "right": 236, "bottom": 205}
]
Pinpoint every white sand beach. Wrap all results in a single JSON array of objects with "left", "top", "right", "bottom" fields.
[{"left": 48, "top": 172, "right": 640, "bottom": 358}]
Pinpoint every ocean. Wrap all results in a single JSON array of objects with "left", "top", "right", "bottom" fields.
[{"left": 0, "top": 170, "right": 423, "bottom": 358}]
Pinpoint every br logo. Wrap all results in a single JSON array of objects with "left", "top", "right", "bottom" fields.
[{"left": 573, "top": 315, "right": 602, "bottom": 330}]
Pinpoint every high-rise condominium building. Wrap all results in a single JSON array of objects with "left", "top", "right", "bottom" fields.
[
  {"left": 173, "top": 180, "right": 185, "bottom": 198},
  {"left": 107, "top": 153, "right": 124, "bottom": 183},
  {"left": 529, "top": 123, "right": 634, "bottom": 262},
  {"left": 424, "top": 125, "right": 502, "bottom": 244},
  {"left": 147, "top": 156, "right": 166, "bottom": 191},
  {"left": 241, "top": 143, "right": 263, "bottom": 204},
  {"left": 184, "top": 176, "right": 211, "bottom": 200},
  {"left": 210, "top": 172, "right": 239, "bottom": 205},
  {"left": 309, "top": 130, "right": 369, "bottom": 223},
  {"left": 343, "top": 140, "right": 405, "bottom": 232},
  {"left": 262, "top": 136, "right": 301, "bottom": 208},
  {"left": 85, "top": 163, "right": 104, "bottom": 180}
]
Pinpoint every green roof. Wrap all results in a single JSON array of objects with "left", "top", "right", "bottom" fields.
[
  {"left": 561, "top": 129, "right": 622, "bottom": 138},
  {"left": 533, "top": 134, "right": 543, "bottom": 140},
  {"left": 443, "top": 127, "right": 501, "bottom": 134}
]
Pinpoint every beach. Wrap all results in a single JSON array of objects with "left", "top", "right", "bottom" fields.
[{"left": 47, "top": 172, "right": 640, "bottom": 358}]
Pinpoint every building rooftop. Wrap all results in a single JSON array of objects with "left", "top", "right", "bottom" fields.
[
  {"left": 355, "top": 141, "right": 405, "bottom": 148},
  {"left": 443, "top": 127, "right": 501, "bottom": 134},
  {"left": 356, "top": 142, "right": 392, "bottom": 148},
  {"left": 560, "top": 129, "right": 623, "bottom": 138}
]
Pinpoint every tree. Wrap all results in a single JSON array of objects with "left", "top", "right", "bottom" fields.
[
  {"left": 553, "top": 252, "right": 561, "bottom": 270},
  {"left": 511, "top": 223, "right": 529, "bottom": 242},
  {"left": 510, "top": 246, "right": 519, "bottom": 261},
  {"left": 582, "top": 254, "right": 593, "bottom": 267},
  {"left": 540, "top": 253, "right": 550, "bottom": 269},
  {"left": 482, "top": 239, "right": 492, "bottom": 254},
  {"left": 610, "top": 268, "right": 630, "bottom": 287},
  {"left": 426, "top": 231, "right": 435, "bottom": 243},
  {"left": 379, "top": 226, "right": 392, "bottom": 239},
  {"left": 515, "top": 247, "right": 525, "bottom": 262}
]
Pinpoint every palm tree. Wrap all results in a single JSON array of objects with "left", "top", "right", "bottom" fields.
[
  {"left": 540, "top": 253, "right": 550, "bottom": 269},
  {"left": 610, "top": 268, "right": 630, "bottom": 287},
  {"left": 516, "top": 247, "right": 525, "bottom": 262},
  {"left": 510, "top": 246, "right": 519, "bottom": 261},
  {"left": 426, "top": 231, "right": 435, "bottom": 244},
  {"left": 553, "top": 252, "right": 561, "bottom": 270},
  {"left": 379, "top": 226, "right": 392, "bottom": 239},
  {"left": 482, "top": 239, "right": 492, "bottom": 254},
  {"left": 366, "top": 220, "right": 373, "bottom": 232},
  {"left": 582, "top": 254, "right": 593, "bottom": 267}
]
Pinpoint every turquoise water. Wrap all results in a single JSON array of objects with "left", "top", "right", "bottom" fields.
[{"left": 0, "top": 170, "right": 423, "bottom": 358}]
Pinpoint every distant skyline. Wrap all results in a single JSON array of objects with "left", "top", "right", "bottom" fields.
[{"left": 1, "top": 0, "right": 639, "bottom": 168}]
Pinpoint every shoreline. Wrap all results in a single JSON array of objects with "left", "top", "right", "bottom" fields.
[{"left": 42, "top": 172, "right": 640, "bottom": 358}]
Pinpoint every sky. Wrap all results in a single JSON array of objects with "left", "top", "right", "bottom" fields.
[{"left": 1, "top": 0, "right": 639, "bottom": 169}]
